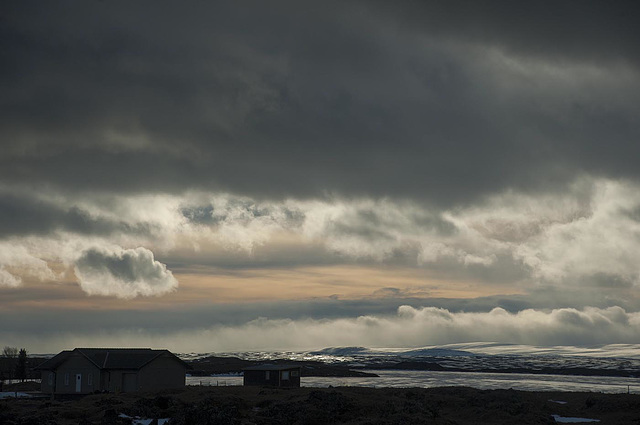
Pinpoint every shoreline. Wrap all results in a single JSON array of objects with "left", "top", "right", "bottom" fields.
[{"left": 186, "top": 355, "right": 640, "bottom": 379}]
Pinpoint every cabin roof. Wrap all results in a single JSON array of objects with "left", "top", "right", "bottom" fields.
[{"left": 35, "top": 348, "right": 190, "bottom": 371}]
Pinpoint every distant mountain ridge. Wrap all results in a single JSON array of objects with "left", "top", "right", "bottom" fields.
[
  {"left": 309, "top": 346, "right": 475, "bottom": 357},
  {"left": 180, "top": 343, "right": 640, "bottom": 379}
]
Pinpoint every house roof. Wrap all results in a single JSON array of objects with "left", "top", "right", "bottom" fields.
[
  {"left": 243, "top": 363, "right": 301, "bottom": 371},
  {"left": 35, "top": 348, "right": 190, "bottom": 371}
]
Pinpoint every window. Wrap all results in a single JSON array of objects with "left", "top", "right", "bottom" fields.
[
  {"left": 87, "top": 373, "right": 93, "bottom": 386},
  {"left": 291, "top": 370, "right": 299, "bottom": 377},
  {"left": 64, "top": 373, "right": 69, "bottom": 386},
  {"left": 48, "top": 373, "right": 53, "bottom": 386},
  {"left": 265, "top": 371, "right": 270, "bottom": 380},
  {"left": 281, "top": 371, "right": 290, "bottom": 380}
]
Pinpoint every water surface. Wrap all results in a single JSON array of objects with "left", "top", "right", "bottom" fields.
[{"left": 187, "top": 370, "right": 640, "bottom": 393}]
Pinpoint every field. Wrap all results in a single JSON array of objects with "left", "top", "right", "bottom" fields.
[{"left": 2, "top": 381, "right": 640, "bottom": 424}]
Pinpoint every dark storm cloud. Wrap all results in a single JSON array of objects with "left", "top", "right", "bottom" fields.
[
  {"left": 6, "top": 294, "right": 640, "bottom": 351},
  {"left": 1, "top": 1, "right": 639, "bottom": 206},
  {"left": 165, "top": 241, "right": 345, "bottom": 271},
  {"left": 376, "top": 0, "right": 640, "bottom": 65},
  {"left": 4, "top": 290, "right": 638, "bottom": 338},
  {"left": 0, "top": 192, "right": 153, "bottom": 237},
  {"left": 329, "top": 208, "right": 457, "bottom": 241},
  {"left": 425, "top": 253, "right": 531, "bottom": 285},
  {"left": 0, "top": 297, "right": 405, "bottom": 335}
]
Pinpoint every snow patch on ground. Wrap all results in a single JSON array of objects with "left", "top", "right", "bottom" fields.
[
  {"left": 552, "top": 414, "right": 600, "bottom": 423},
  {"left": 119, "top": 413, "right": 170, "bottom": 424},
  {"left": 0, "top": 392, "right": 32, "bottom": 399}
]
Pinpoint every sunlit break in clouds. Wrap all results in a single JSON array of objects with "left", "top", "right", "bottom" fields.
[{"left": 1, "top": 1, "right": 640, "bottom": 353}]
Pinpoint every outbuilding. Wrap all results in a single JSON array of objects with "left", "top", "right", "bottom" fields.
[
  {"left": 35, "top": 348, "right": 188, "bottom": 394},
  {"left": 243, "top": 364, "right": 301, "bottom": 387}
]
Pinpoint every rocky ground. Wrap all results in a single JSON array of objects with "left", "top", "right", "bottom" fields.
[{"left": 2, "top": 381, "right": 640, "bottom": 424}]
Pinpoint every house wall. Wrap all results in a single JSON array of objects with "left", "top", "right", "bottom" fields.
[
  {"left": 103, "top": 357, "right": 185, "bottom": 393},
  {"left": 138, "top": 354, "right": 186, "bottom": 391},
  {"left": 243, "top": 368, "right": 301, "bottom": 387},
  {"left": 244, "top": 369, "right": 279, "bottom": 386},
  {"left": 41, "top": 353, "right": 101, "bottom": 394},
  {"left": 40, "top": 351, "right": 186, "bottom": 394},
  {"left": 104, "top": 369, "right": 134, "bottom": 393}
]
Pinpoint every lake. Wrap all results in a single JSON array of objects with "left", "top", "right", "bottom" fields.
[{"left": 187, "top": 370, "right": 640, "bottom": 394}]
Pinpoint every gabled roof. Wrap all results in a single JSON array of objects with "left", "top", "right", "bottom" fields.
[
  {"left": 243, "top": 363, "right": 301, "bottom": 371},
  {"left": 35, "top": 348, "right": 190, "bottom": 371},
  {"left": 35, "top": 350, "right": 73, "bottom": 370}
]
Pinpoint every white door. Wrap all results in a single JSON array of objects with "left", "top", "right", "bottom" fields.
[{"left": 75, "top": 374, "right": 82, "bottom": 392}]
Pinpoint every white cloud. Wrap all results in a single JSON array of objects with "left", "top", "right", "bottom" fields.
[
  {"left": 0, "top": 268, "right": 21, "bottom": 287},
  {"left": 74, "top": 246, "right": 178, "bottom": 299},
  {"left": 3, "top": 178, "right": 640, "bottom": 303},
  {"left": 207, "top": 196, "right": 301, "bottom": 253},
  {"left": 508, "top": 180, "right": 640, "bottom": 284},
  {"left": 0, "top": 240, "right": 57, "bottom": 284}
]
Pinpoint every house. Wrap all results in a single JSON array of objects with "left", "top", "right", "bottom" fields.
[
  {"left": 35, "top": 348, "right": 189, "bottom": 394},
  {"left": 243, "top": 364, "right": 301, "bottom": 387}
]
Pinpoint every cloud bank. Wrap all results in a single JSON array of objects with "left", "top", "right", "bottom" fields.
[
  {"left": 189, "top": 305, "right": 639, "bottom": 351},
  {"left": 1, "top": 1, "right": 639, "bottom": 204},
  {"left": 5, "top": 305, "right": 639, "bottom": 353}
]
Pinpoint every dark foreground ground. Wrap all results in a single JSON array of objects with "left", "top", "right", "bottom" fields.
[{"left": 2, "top": 381, "right": 640, "bottom": 425}]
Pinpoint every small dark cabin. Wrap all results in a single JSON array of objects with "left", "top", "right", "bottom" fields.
[{"left": 243, "top": 364, "right": 301, "bottom": 387}]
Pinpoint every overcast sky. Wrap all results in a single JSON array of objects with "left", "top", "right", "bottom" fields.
[{"left": 2, "top": 0, "right": 640, "bottom": 353}]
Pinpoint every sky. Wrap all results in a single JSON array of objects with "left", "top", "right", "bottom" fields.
[{"left": 2, "top": 1, "right": 640, "bottom": 353}]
